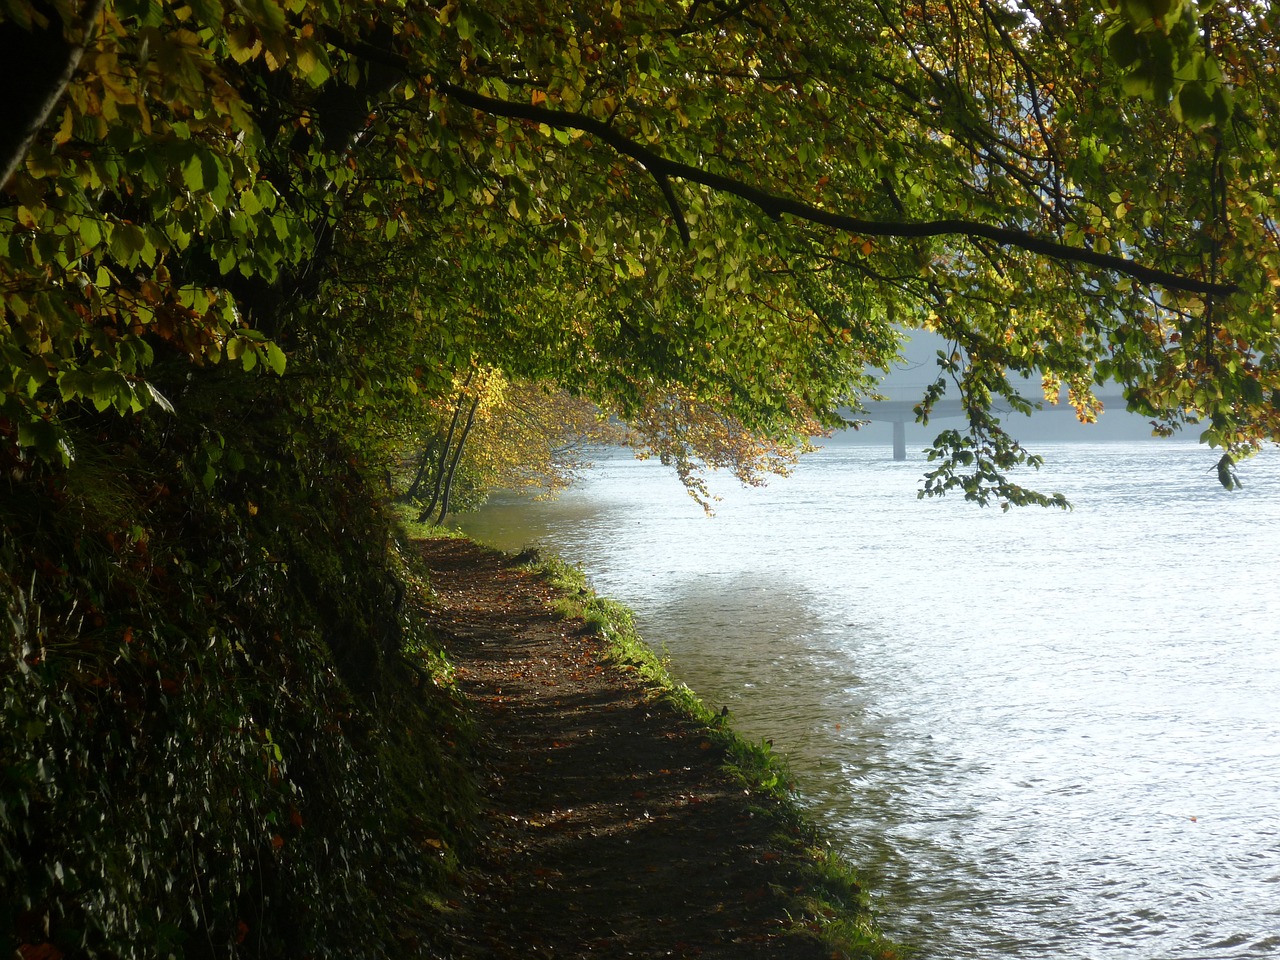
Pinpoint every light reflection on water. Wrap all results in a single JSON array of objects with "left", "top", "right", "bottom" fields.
[{"left": 456, "top": 442, "right": 1280, "bottom": 959}]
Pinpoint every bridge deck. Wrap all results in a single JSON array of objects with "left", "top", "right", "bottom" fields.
[
  {"left": 852, "top": 393, "right": 1127, "bottom": 460},
  {"left": 855, "top": 394, "right": 1126, "bottom": 423}
]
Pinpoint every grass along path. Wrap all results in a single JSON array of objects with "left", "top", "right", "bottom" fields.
[{"left": 410, "top": 536, "right": 899, "bottom": 960}]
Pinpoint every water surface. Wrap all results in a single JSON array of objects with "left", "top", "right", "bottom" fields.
[{"left": 457, "top": 442, "right": 1280, "bottom": 959}]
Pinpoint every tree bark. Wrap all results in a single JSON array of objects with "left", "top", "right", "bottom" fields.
[
  {"left": 417, "top": 410, "right": 461, "bottom": 522},
  {"left": 0, "top": 0, "right": 105, "bottom": 192},
  {"left": 405, "top": 438, "right": 441, "bottom": 500},
  {"left": 436, "top": 392, "right": 480, "bottom": 524},
  {"left": 417, "top": 370, "right": 475, "bottom": 523},
  {"left": 318, "top": 29, "right": 1233, "bottom": 297}
]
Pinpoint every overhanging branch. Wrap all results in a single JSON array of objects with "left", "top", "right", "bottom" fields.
[
  {"left": 651, "top": 169, "right": 691, "bottom": 245},
  {"left": 437, "top": 82, "right": 1233, "bottom": 297},
  {"left": 0, "top": 0, "right": 106, "bottom": 191}
]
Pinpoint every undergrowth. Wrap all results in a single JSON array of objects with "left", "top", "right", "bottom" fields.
[
  {"left": 389, "top": 503, "right": 465, "bottom": 543},
  {"left": 1, "top": 390, "right": 478, "bottom": 959},
  {"left": 1, "top": 369, "right": 897, "bottom": 960},
  {"left": 526, "top": 550, "right": 905, "bottom": 960}
]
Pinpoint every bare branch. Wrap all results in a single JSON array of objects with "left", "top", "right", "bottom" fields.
[
  {"left": 651, "top": 169, "right": 691, "bottom": 245},
  {"left": 437, "top": 82, "right": 1233, "bottom": 297},
  {"left": 312, "top": 25, "right": 1231, "bottom": 299}
]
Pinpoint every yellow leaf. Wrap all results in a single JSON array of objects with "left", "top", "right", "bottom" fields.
[
  {"left": 136, "top": 100, "right": 153, "bottom": 136},
  {"left": 228, "top": 25, "right": 262, "bottom": 63},
  {"left": 297, "top": 45, "right": 317, "bottom": 76},
  {"left": 55, "top": 106, "right": 74, "bottom": 145}
]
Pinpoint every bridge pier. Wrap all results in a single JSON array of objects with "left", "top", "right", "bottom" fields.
[{"left": 855, "top": 390, "right": 1128, "bottom": 462}]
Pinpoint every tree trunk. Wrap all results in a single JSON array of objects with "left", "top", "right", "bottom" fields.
[
  {"left": 436, "top": 392, "right": 481, "bottom": 524},
  {"left": 404, "top": 438, "right": 441, "bottom": 500},
  {"left": 416, "top": 371, "right": 474, "bottom": 523},
  {"left": 0, "top": 0, "right": 105, "bottom": 191},
  {"left": 415, "top": 430, "right": 454, "bottom": 523}
]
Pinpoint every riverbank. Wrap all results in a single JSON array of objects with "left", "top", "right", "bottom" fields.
[{"left": 411, "top": 535, "right": 899, "bottom": 959}]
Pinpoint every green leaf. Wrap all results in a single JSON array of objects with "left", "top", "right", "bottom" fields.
[
  {"left": 17, "top": 417, "right": 73, "bottom": 465},
  {"left": 90, "top": 370, "right": 131, "bottom": 412},
  {"left": 1174, "top": 81, "right": 1214, "bottom": 128},
  {"left": 296, "top": 38, "right": 332, "bottom": 87},
  {"left": 1240, "top": 376, "right": 1264, "bottom": 405},
  {"left": 182, "top": 153, "right": 204, "bottom": 193},
  {"left": 57, "top": 368, "right": 94, "bottom": 402},
  {"left": 264, "top": 342, "right": 287, "bottom": 375},
  {"left": 107, "top": 223, "right": 132, "bottom": 265},
  {"left": 244, "top": 0, "right": 286, "bottom": 33},
  {"left": 79, "top": 218, "right": 102, "bottom": 250},
  {"left": 201, "top": 153, "right": 231, "bottom": 207},
  {"left": 188, "top": 0, "right": 225, "bottom": 25},
  {"left": 1107, "top": 26, "right": 1141, "bottom": 69}
]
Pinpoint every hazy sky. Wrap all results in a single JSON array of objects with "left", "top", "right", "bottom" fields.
[{"left": 829, "top": 330, "right": 1163, "bottom": 450}]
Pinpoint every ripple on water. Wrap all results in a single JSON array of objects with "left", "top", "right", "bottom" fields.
[{"left": 458, "top": 443, "right": 1280, "bottom": 959}]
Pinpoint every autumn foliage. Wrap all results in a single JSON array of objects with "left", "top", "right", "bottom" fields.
[{"left": 4, "top": 0, "right": 1280, "bottom": 953}]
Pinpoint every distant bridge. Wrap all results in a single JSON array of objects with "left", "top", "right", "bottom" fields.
[{"left": 852, "top": 387, "right": 1128, "bottom": 459}]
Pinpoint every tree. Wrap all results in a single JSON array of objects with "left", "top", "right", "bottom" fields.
[
  {"left": 431, "top": 375, "right": 626, "bottom": 508},
  {"left": 2, "top": 0, "right": 1278, "bottom": 499},
  {"left": 399, "top": 371, "right": 819, "bottom": 518},
  {"left": 8, "top": 2, "right": 1280, "bottom": 954},
  {"left": 401, "top": 369, "right": 605, "bottom": 522},
  {"left": 412, "top": 368, "right": 477, "bottom": 521}
]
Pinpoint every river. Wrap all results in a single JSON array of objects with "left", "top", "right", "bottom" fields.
[{"left": 454, "top": 440, "right": 1280, "bottom": 959}]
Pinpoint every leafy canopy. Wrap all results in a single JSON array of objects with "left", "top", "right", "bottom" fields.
[{"left": 2, "top": 0, "right": 1279, "bottom": 504}]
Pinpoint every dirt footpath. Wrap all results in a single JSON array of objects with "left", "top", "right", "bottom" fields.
[{"left": 413, "top": 536, "right": 841, "bottom": 960}]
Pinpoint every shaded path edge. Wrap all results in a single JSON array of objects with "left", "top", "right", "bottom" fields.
[{"left": 408, "top": 534, "right": 903, "bottom": 960}]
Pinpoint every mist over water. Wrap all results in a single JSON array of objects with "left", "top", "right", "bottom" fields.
[{"left": 456, "top": 442, "right": 1280, "bottom": 959}]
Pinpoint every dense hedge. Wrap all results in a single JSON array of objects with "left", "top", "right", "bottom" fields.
[{"left": 1, "top": 389, "right": 477, "bottom": 959}]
